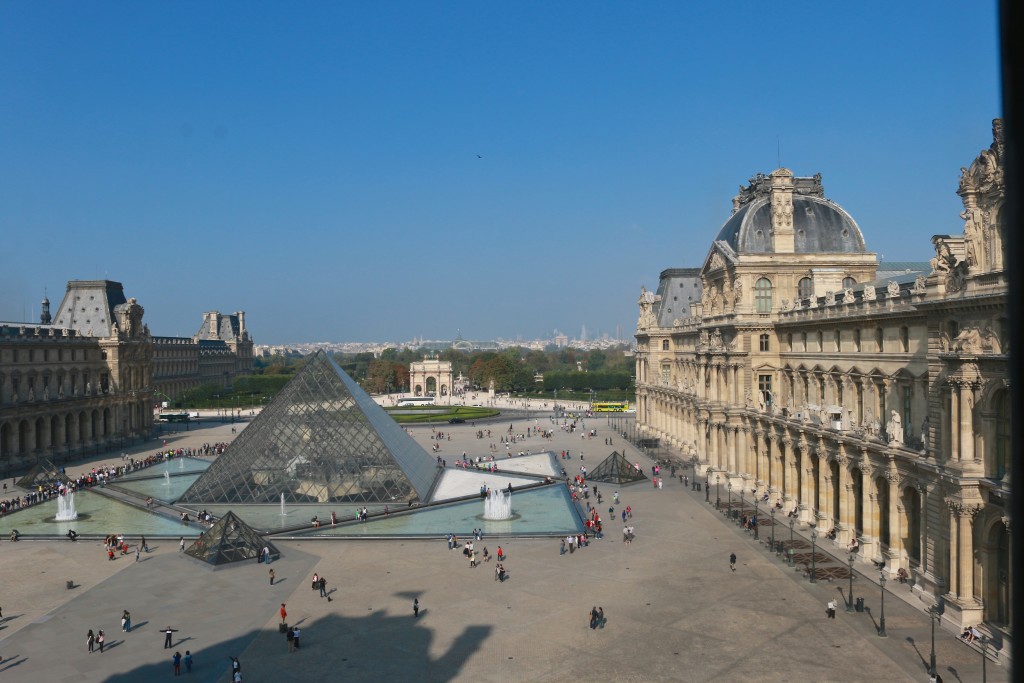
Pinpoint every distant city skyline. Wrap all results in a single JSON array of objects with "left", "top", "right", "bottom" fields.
[{"left": 0, "top": 3, "right": 1001, "bottom": 344}]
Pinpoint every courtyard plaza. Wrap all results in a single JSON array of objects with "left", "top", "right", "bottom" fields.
[{"left": 0, "top": 410, "right": 1006, "bottom": 682}]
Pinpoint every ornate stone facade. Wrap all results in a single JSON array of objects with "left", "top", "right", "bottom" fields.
[
  {"left": 0, "top": 280, "right": 254, "bottom": 474},
  {"left": 635, "top": 121, "right": 1009, "bottom": 636}
]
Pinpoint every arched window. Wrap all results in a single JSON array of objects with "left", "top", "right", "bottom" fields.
[
  {"left": 995, "top": 392, "right": 1010, "bottom": 479},
  {"left": 755, "top": 278, "right": 773, "bottom": 313},
  {"left": 797, "top": 277, "right": 813, "bottom": 299},
  {"left": 842, "top": 276, "right": 856, "bottom": 289}
]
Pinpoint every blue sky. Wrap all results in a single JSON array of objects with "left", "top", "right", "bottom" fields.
[{"left": 0, "top": 2, "right": 1001, "bottom": 345}]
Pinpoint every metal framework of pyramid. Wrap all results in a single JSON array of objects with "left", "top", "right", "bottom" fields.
[
  {"left": 178, "top": 350, "right": 438, "bottom": 506},
  {"left": 16, "top": 458, "right": 72, "bottom": 489},
  {"left": 185, "top": 511, "right": 277, "bottom": 565},
  {"left": 588, "top": 451, "right": 648, "bottom": 484}
]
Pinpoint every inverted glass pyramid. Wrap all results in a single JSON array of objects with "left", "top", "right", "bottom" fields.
[
  {"left": 588, "top": 451, "right": 648, "bottom": 484},
  {"left": 178, "top": 350, "right": 438, "bottom": 505},
  {"left": 185, "top": 511, "right": 277, "bottom": 565}
]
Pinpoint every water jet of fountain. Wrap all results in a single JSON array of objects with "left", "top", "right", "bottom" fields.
[
  {"left": 483, "top": 489, "right": 512, "bottom": 520},
  {"left": 280, "top": 492, "right": 286, "bottom": 516},
  {"left": 164, "top": 471, "right": 171, "bottom": 485},
  {"left": 56, "top": 491, "right": 78, "bottom": 521}
]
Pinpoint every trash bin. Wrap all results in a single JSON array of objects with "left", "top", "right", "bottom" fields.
[{"left": 855, "top": 597, "right": 865, "bottom": 613}]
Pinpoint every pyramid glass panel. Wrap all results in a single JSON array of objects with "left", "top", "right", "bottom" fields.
[
  {"left": 185, "top": 511, "right": 277, "bottom": 565},
  {"left": 587, "top": 451, "right": 648, "bottom": 484},
  {"left": 178, "top": 350, "right": 438, "bottom": 506},
  {"left": 16, "top": 458, "right": 72, "bottom": 489}
]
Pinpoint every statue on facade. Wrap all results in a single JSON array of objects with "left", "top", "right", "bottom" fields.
[
  {"left": 711, "top": 329, "right": 723, "bottom": 350},
  {"left": 887, "top": 410, "right": 904, "bottom": 445},
  {"left": 920, "top": 416, "right": 930, "bottom": 452},
  {"left": 744, "top": 389, "right": 753, "bottom": 408},
  {"left": 862, "top": 284, "right": 876, "bottom": 301},
  {"left": 636, "top": 286, "right": 660, "bottom": 330},
  {"left": 28, "top": 386, "right": 34, "bottom": 402},
  {"left": 43, "top": 385, "right": 50, "bottom": 401},
  {"left": 824, "top": 290, "right": 836, "bottom": 306},
  {"left": 733, "top": 278, "right": 742, "bottom": 305},
  {"left": 886, "top": 281, "right": 900, "bottom": 298}
]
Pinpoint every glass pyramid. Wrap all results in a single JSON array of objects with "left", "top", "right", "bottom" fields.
[
  {"left": 587, "top": 451, "right": 648, "bottom": 484},
  {"left": 178, "top": 350, "right": 438, "bottom": 506},
  {"left": 16, "top": 457, "right": 72, "bottom": 489},
  {"left": 185, "top": 511, "right": 277, "bottom": 565}
]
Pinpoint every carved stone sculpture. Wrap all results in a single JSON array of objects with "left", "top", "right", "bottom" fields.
[
  {"left": 887, "top": 410, "right": 903, "bottom": 445},
  {"left": 886, "top": 281, "right": 900, "bottom": 298},
  {"left": 862, "top": 284, "right": 876, "bottom": 301}
]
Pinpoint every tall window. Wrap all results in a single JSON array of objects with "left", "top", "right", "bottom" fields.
[
  {"left": 834, "top": 330, "right": 841, "bottom": 352},
  {"left": 662, "top": 340, "right": 669, "bottom": 351},
  {"left": 876, "top": 328, "right": 884, "bottom": 352},
  {"left": 817, "top": 331, "right": 824, "bottom": 352},
  {"left": 755, "top": 278, "right": 773, "bottom": 313},
  {"left": 900, "top": 326, "right": 909, "bottom": 352},
  {"left": 759, "top": 334, "right": 770, "bottom": 352},
  {"left": 853, "top": 329, "right": 861, "bottom": 352},
  {"left": 787, "top": 333, "right": 793, "bottom": 351},
  {"left": 842, "top": 276, "right": 856, "bottom": 289},
  {"left": 661, "top": 363, "right": 671, "bottom": 384},
  {"left": 797, "top": 277, "right": 813, "bottom": 299},
  {"left": 758, "top": 373, "right": 773, "bottom": 407},
  {"left": 996, "top": 392, "right": 1010, "bottom": 479}
]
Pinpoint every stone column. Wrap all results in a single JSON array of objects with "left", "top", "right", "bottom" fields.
[
  {"left": 887, "top": 473, "right": 903, "bottom": 563},
  {"left": 947, "top": 500, "right": 961, "bottom": 597},
  {"left": 837, "top": 458, "right": 852, "bottom": 543},
  {"left": 958, "top": 505, "right": 982, "bottom": 601},
  {"left": 949, "top": 383, "right": 960, "bottom": 461},
  {"left": 823, "top": 473, "right": 834, "bottom": 527},
  {"left": 959, "top": 382, "right": 975, "bottom": 462}
]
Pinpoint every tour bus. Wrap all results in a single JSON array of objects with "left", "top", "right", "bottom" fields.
[
  {"left": 591, "top": 401, "right": 629, "bottom": 412},
  {"left": 396, "top": 396, "right": 436, "bottom": 407}
]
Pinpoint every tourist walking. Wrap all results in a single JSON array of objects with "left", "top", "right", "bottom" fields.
[
  {"left": 173, "top": 651, "right": 182, "bottom": 676},
  {"left": 589, "top": 606, "right": 599, "bottom": 629},
  {"left": 269, "top": 568, "right": 275, "bottom": 585},
  {"left": 163, "top": 626, "right": 178, "bottom": 648},
  {"left": 97, "top": 629, "right": 105, "bottom": 653},
  {"left": 286, "top": 626, "right": 295, "bottom": 653},
  {"left": 122, "top": 609, "right": 131, "bottom": 632},
  {"left": 87, "top": 629, "right": 95, "bottom": 653},
  {"left": 184, "top": 650, "right": 193, "bottom": 673},
  {"left": 826, "top": 599, "right": 837, "bottom": 619},
  {"left": 730, "top": 553, "right": 737, "bottom": 572},
  {"left": 413, "top": 598, "right": 419, "bottom": 617},
  {"left": 179, "top": 537, "right": 185, "bottom": 553},
  {"left": 291, "top": 626, "right": 301, "bottom": 649}
]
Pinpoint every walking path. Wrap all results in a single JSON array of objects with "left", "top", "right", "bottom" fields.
[{"left": 0, "top": 408, "right": 1006, "bottom": 681}]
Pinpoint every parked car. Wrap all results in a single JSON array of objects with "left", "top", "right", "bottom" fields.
[{"left": 448, "top": 417, "right": 466, "bottom": 424}]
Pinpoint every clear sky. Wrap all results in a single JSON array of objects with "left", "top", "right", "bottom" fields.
[{"left": 0, "top": 2, "right": 1001, "bottom": 345}]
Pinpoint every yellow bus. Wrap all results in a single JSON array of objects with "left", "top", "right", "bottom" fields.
[{"left": 592, "top": 401, "right": 629, "bottom": 412}]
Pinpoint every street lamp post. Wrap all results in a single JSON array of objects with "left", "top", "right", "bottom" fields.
[
  {"left": 715, "top": 475, "right": 721, "bottom": 510},
  {"left": 770, "top": 507, "right": 777, "bottom": 554},
  {"left": 753, "top": 498, "right": 760, "bottom": 540},
  {"left": 788, "top": 518, "right": 795, "bottom": 566},
  {"left": 928, "top": 605, "right": 941, "bottom": 677},
  {"left": 981, "top": 634, "right": 988, "bottom": 683},
  {"left": 809, "top": 529, "right": 818, "bottom": 583},
  {"left": 847, "top": 556, "right": 856, "bottom": 612},
  {"left": 878, "top": 572, "right": 887, "bottom": 637},
  {"left": 705, "top": 468, "right": 712, "bottom": 503}
]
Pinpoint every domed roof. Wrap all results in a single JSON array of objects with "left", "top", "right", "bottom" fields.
[{"left": 714, "top": 171, "right": 866, "bottom": 255}]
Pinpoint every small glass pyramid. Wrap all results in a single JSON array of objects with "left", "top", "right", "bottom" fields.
[
  {"left": 587, "top": 451, "right": 648, "bottom": 484},
  {"left": 16, "top": 457, "right": 72, "bottom": 489},
  {"left": 185, "top": 511, "right": 276, "bottom": 565}
]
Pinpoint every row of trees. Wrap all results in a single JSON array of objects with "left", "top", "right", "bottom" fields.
[{"left": 347, "top": 345, "right": 635, "bottom": 394}]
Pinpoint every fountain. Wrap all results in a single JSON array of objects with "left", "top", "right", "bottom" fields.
[
  {"left": 483, "top": 489, "right": 512, "bottom": 520},
  {"left": 164, "top": 471, "right": 171, "bottom": 485},
  {"left": 280, "top": 493, "right": 286, "bottom": 516},
  {"left": 55, "top": 492, "right": 78, "bottom": 521}
]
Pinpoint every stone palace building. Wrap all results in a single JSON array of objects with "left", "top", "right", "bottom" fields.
[
  {"left": 0, "top": 279, "right": 253, "bottom": 474},
  {"left": 634, "top": 121, "right": 1009, "bottom": 636}
]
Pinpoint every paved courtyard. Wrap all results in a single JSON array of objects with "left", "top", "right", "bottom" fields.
[{"left": 0, "top": 408, "right": 1008, "bottom": 682}]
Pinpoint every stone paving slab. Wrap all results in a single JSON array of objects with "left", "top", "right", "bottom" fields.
[{"left": 0, "top": 410, "right": 1008, "bottom": 682}]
